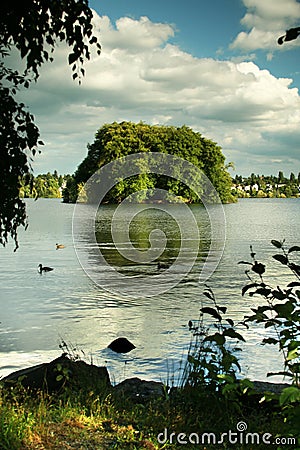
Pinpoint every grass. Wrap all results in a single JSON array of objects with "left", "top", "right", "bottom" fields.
[{"left": 0, "top": 379, "right": 298, "bottom": 450}]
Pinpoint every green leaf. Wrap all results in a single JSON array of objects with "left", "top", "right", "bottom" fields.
[
  {"left": 279, "top": 387, "right": 300, "bottom": 406},
  {"left": 239, "top": 378, "right": 255, "bottom": 392},
  {"left": 288, "top": 340, "right": 300, "bottom": 351},
  {"left": 287, "top": 348, "right": 299, "bottom": 361},
  {"left": 217, "top": 374, "right": 235, "bottom": 383}
]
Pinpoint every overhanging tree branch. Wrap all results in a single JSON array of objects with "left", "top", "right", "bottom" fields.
[
  {"left": 278, "top": 27, "right": 300, "bottom": 45},
  {"left": 0, "top": 0, "right": 101, "bottom": 250}
]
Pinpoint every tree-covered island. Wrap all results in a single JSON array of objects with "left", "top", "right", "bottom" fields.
[
  {"left": 62, "top": 121, "right": 235, "bottom": 204},
  {"left": 20, "top": 123, "right": 300, "bottom": 203},
  {"left": 22, "top": 123, "right": 300, "bottom": 203}
]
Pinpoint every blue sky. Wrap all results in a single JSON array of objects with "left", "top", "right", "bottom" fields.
[
  {"left": 18, "top": 0, "right": 300, "bottom": 176},
  {"left": 89, "top": 0, "right": 300, "bottom": 84}
]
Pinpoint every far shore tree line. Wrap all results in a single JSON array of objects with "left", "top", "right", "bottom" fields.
[
  {"left": 22, "top": 168, "right": 300, "bottom": 201},
  {"left": 19, "top": 171, "right": 72, "bottom": 199},
  {"left": 232, "top": 171, "right": 300, "bottom": 198}
]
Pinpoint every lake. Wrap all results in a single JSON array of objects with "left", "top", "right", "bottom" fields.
[{"left": 0, "top": 197, "right": 299, "bottom": 384}]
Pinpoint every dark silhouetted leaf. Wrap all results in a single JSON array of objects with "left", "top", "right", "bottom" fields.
[
  {"left": 289, "top": 263, "right": 300, "bottom": 275},
  {"left": 271, "top": 240, "right": 282, "bottom": 248},
  {"left": 203, "top": 290, "right": 214, "bottom": 301},
  {"left": 68, "top": 52, "right": 78, "bottom": 65},
  {"left": 271, "top": 288, "right": 286, "bottom": 300},
  {"left": 242, "top": 283, "right": 258, "bottom": 296},
  {"left": 204, "top": 332, "right": 225, "bottom": 345},
  {"left": 201, "top": 307, "right": 222, "bottom": 322},
  {"left": 262, "top": 337, "right": 278, "bottom": 345},
  {"left": 288, "top": 245, "right": 300, "bottom": 253},
  {"left": 256, "top": 305, "right": 272, "bottom": 313},
  {"left": 272, "top": 254, "right": 288, "bottom": 265},
  {"left": 274, "top": 301, "right": 294, "bottom": 317},
  {"left": 287, "top": 281, "right": 300, "bottom": 288},
  {"left": 223, "top": 328, "right": 245, "bottom": 342},
  {"left": 255, "top": 287, "right": 271, "bottom": 296}
]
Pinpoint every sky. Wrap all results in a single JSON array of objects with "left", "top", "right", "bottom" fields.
[{"left": 15, "top": 0, "right": 300, "bottom": 176}]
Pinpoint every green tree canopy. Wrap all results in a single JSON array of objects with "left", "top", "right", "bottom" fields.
[
  {"left": 0, "top": 0, "right": 101, "bottom": 249},
  {"left": 67, "top": 121, "right": 234, "bottom": 204}
]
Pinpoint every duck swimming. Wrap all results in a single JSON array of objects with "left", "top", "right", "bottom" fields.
[{"left": 38, "top": 264, "right": 54, "bottom": 273}]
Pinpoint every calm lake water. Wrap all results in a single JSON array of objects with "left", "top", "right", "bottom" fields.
[{"left": 0, "top": 198, "right": 299, "bottom": 384}]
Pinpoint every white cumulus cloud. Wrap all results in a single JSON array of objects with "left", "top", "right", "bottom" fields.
[
  {"left": 231, "top": 0, "right": 300, "bottom": 52},
  {"left": 16, "top": 11, "right": 300, "bottom": 176}
]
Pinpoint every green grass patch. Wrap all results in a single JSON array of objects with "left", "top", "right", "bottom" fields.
[{"left": 0, "top": 381, "right": 298, "bottom": 449}]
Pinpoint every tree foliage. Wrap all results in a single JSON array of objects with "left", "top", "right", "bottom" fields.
[
  {"left": 19, "top": 171, "right": 67, "bottom": 199},
  {"left": 0, "top": 0, "right": 101, "bottom": 249},
  {"left": 65, "top": 121, "right": 235, "bottom": 204},
  {"left": 232, "top": 171, "right": 300, "bottom": 198}
]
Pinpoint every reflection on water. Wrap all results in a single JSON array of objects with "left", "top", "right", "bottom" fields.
[
  {"left": 97, "top": 207, "right": 184, "bottom": 267},
  {"left": 0, "top": 198, "right": 299, "bottom": 384},
  {"left": 73, "top": 202, "right": 222, "bottom": 298}
]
